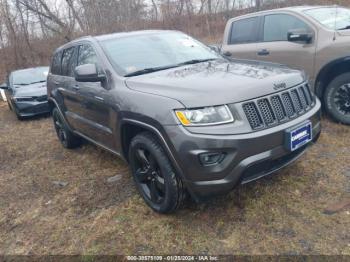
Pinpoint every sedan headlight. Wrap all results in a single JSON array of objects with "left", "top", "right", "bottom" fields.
[
  {"left": 14, "top": 97, "right": 34, "bottom": 102},
  {"left": 175, "top": 105, "right": 234, "bottom": 126}
]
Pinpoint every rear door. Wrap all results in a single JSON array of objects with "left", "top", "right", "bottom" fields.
[
  {"left": 74, "top": 43, "right": 115, "bottom": 148},
  {"left": 59, "top": 46, "right": 82, "bottom": 130},
  {"left": 255, "top": 13, "right": 317, "bottom": 80},
  {"left": 222, "top": 16, "right": 260, "bottom": 60}
]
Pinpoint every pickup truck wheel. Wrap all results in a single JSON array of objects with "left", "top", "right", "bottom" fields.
[
  {"left": 129, "top": 132, "right": 186, "bottom": 213},
  {"left": 325, "top": 73, "right": 350, "bottom": 125},
  {"left": 52, "top": 107, "right": 81, "bottom": 149}
]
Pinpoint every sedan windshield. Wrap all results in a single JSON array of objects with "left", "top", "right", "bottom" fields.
[
  {"left": 12, "top": 67, "right": 49, "bottom": 87},
  {"left": 100, "top": 32, "right": 221, "bottom": 76},
  {"left": 305, "top": 7, "right": 350, "bottom": 30}
]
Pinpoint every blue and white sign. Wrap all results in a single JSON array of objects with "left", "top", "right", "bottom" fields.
[{"left": 286, "top": 121, "right": 313, "bottom": 151}]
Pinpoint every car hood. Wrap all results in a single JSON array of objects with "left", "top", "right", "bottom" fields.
[
  {"left": 13, "top": 82, "right": 47, "bottom": 97},
  {"left": 125, "top": 59, "right": 305, "bottom": 108}
]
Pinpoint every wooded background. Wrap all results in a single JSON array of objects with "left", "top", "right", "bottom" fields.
[{"left": 0, "top": 0, "right": 347, "bottom": 79}]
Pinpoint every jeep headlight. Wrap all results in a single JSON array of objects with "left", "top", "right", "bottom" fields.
[
  {"left": 175, "top": 105, "right": 234, "bottom": 126},
  {"left": 14, "top": 97, "right": 34, "bottom": 102}
]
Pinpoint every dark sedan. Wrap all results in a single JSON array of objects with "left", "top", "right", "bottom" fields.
[{"left": 0, "top": 66, "right": 50, "bottom": 119}]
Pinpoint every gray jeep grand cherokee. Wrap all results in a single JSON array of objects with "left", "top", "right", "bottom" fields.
[{"left": 47, "top": 30, "right": 321, "bottom": 213}]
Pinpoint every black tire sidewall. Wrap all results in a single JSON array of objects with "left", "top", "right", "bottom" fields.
[
  {"left": 52, "top": 108, "right": 81, "bottom": 148},
  {"left": 129, "top": 133, "right": 182, "bottom": 213},
  {"left": 53, "top": 108, "right": 68, "bottom": 147},
  {"left": 324, "top": 73, "right": 350, "bottom": 125}
]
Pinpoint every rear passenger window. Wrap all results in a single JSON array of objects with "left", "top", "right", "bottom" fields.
[
  {"left": 263, "top": 14, "right": 310, "bottom": 42},
  {"left": 229, "top": 17, "right": 259, "bottom": 44},
  {"left": 51, "top": 51, "right": 62, "bottom": 75},
  {"left": 61, "top": 47, "right": 77, "bottom": 77},
  {"left": 78, "top": 45, "right": 98, "bottom": 66}
]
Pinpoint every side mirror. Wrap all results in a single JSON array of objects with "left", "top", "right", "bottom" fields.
[
  {"left": 0, "top": 82, "right": 8, "bottom": 90},
  {"left": 74, "top": 64, "right": 106, "bottom": 82},
  {"left": 287, "top": 29, "right": 313, "bottom": 44}
]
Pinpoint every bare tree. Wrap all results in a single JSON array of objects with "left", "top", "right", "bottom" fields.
[{"left": 1, "top": 0, "right": 349, "bottom": 80}]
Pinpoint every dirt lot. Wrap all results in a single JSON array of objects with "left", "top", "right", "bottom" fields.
[{"left": 0, "top": 100, "right": 349, "bottom": 255}]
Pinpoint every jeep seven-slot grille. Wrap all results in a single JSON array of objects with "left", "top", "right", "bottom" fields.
[{"left": 242, "top": 84, "right": 314, "bottom": 130}]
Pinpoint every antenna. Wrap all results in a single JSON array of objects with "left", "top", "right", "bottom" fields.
[{"left": 333, "top": 5, "right": 338, "bottom": 41}]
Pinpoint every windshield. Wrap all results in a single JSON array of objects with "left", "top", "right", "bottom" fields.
[
  {"left": 305, "top": 7, "right": 350, "bottom": 30},
  {"left": 12, "top": 67, "right": 49, "bottom": 86},
  {"left": 100, "top": 32, "right": 221, "bottom": 76}
]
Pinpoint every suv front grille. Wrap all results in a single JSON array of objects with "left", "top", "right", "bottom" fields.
[
  {"left": 35, "top": 95, "right": 48, "bottom": 102},
  {"left": 242, "top": 84, "right": 314, "bottom": 130}
]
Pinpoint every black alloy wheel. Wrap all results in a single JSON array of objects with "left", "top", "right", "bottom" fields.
[
  {"left": 134, "top": 147, "right": 165, "bottom": 204},
  {"left": 53, "top": 109, "right": 68, "bottom": 147},
  {"left": 333, "top": 83, "right": 350, "bottom": 115},
  {"left": 325, "top": 72, "right": 350, "bottom": 125},
  {"left": 52, "top": 107, "right": 81, "bottom": 148},
  {"left": 129, "top": 132, "right": 186, "bottom": 213}
]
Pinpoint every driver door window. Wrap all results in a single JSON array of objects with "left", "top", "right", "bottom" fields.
[
  {"left": 61, "top": 47, "right": 77, "bottom": 77},
  {"left": 254, "top": 13, "right": 316, "bottom": 81},
  {"left": 78, "top": 44, "right": 98, "bottom": 66},
  {"left": 263, "top": 14, "right": 310, "bottom": 42}
]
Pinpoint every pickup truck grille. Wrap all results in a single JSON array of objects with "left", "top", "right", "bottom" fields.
[{"left": 242, "top": 84, "right": 314, "bottom": 130}]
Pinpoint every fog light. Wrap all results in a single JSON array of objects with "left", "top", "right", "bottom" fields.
[{"left": 199, "top": 152, "right": 226, "bottom": 166}]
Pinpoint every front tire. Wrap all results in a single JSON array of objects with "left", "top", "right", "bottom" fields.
[
  {"left": 324, "top": 73, "right": 350, "bottom": 125},
  {"left": 129, "top": 132, "right": 186, "bottom": 213},
  {"left": 52, "top": 107, "right": 81, "bottom": 149}
]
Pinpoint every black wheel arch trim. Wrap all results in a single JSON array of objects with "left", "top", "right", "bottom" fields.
[
  {"left": 315, "top": 56, "right": 350, "bottom": 98},
  {"left": 48, "top": 97, "right": 74, "bottom": 132},
  {"left": 120, "top": 118, "right": 197, "bottom": 200}
]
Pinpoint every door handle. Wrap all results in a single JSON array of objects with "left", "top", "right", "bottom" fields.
[
  {"left": 94, "top": 96, "right": 104, "bottom": 101},
  {"left": 257, "top": 49, "right": 270, "bottom": 56},
  {"left": 53, "top": 80, "right": 60, "bottom": 85},
  {"left": 72, "top": 85, "right": 80, "bottom": 90},
  {"left": 223, "top": 51, "right": 232, "bottom": 57}
]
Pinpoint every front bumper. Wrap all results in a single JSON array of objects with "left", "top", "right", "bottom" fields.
[
  {"left": 14, "top": 100, "right": 50, "bottom": 117},
  {"left": 164, "top": 98, "right": 322, "bottom": 200}
]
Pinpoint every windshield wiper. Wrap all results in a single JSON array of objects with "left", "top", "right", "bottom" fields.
[
  {"left": 124, "top": 58, "right": 218, "bottom": 77},
  {"left": 339, "top": 25, "right": 350, "bottom": 30},
  {"left": 14, "top": 83, "right": 30, "bottom": 86},
  {"left": 124, "top": 65, "right": 179, "bottom": 77},
  {"left": 28, "top": 80, "right": 46, "bottom": 85},
  {"left": 177, "top": 58, "right": 218, "bottom": 66},
  {"left": 14, "top": 80, "right": 46, "bottom": 86}
]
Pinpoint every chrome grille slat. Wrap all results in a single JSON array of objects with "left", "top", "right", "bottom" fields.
[
  {"left": 270, "top": 96, "right": 286, "bottom": 121},
  {"left": 303, "top": 84, "right": 313, "bottom": 105},
  {"left": 243, "top": 84, "right": 315, "bottom": 130},
  {"left": 242, "top": 102, "right": 264, "bottom": 129},
  {"left": 298, "top": 86, "right": 309, "bottom": 108},
  {"left": 290, "top": 89, "right": 303, "bottom": 113},
  {"left": 281, "top": 92, "right": 295, "bottom": 117},
  {"left": 257, "top": 99, "right": 276, "bottom": 125}
]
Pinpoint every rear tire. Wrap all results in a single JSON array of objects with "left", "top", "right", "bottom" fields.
[
  {"left": 324, "top": 73, "right": 350, "bottom": 125},
  {"left": 52, "top": 107, "right": 81, "bottom": 149},
  {"left": 129, "top": 132, "right": 186, "bottom": 213}
]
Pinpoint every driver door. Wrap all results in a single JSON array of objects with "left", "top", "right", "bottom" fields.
[
  {"left": 74, "top": 44, "right": 116, "bottom": 149},
  {"left": 254, "top": 13, "right": 317, "bottom": 81}
]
